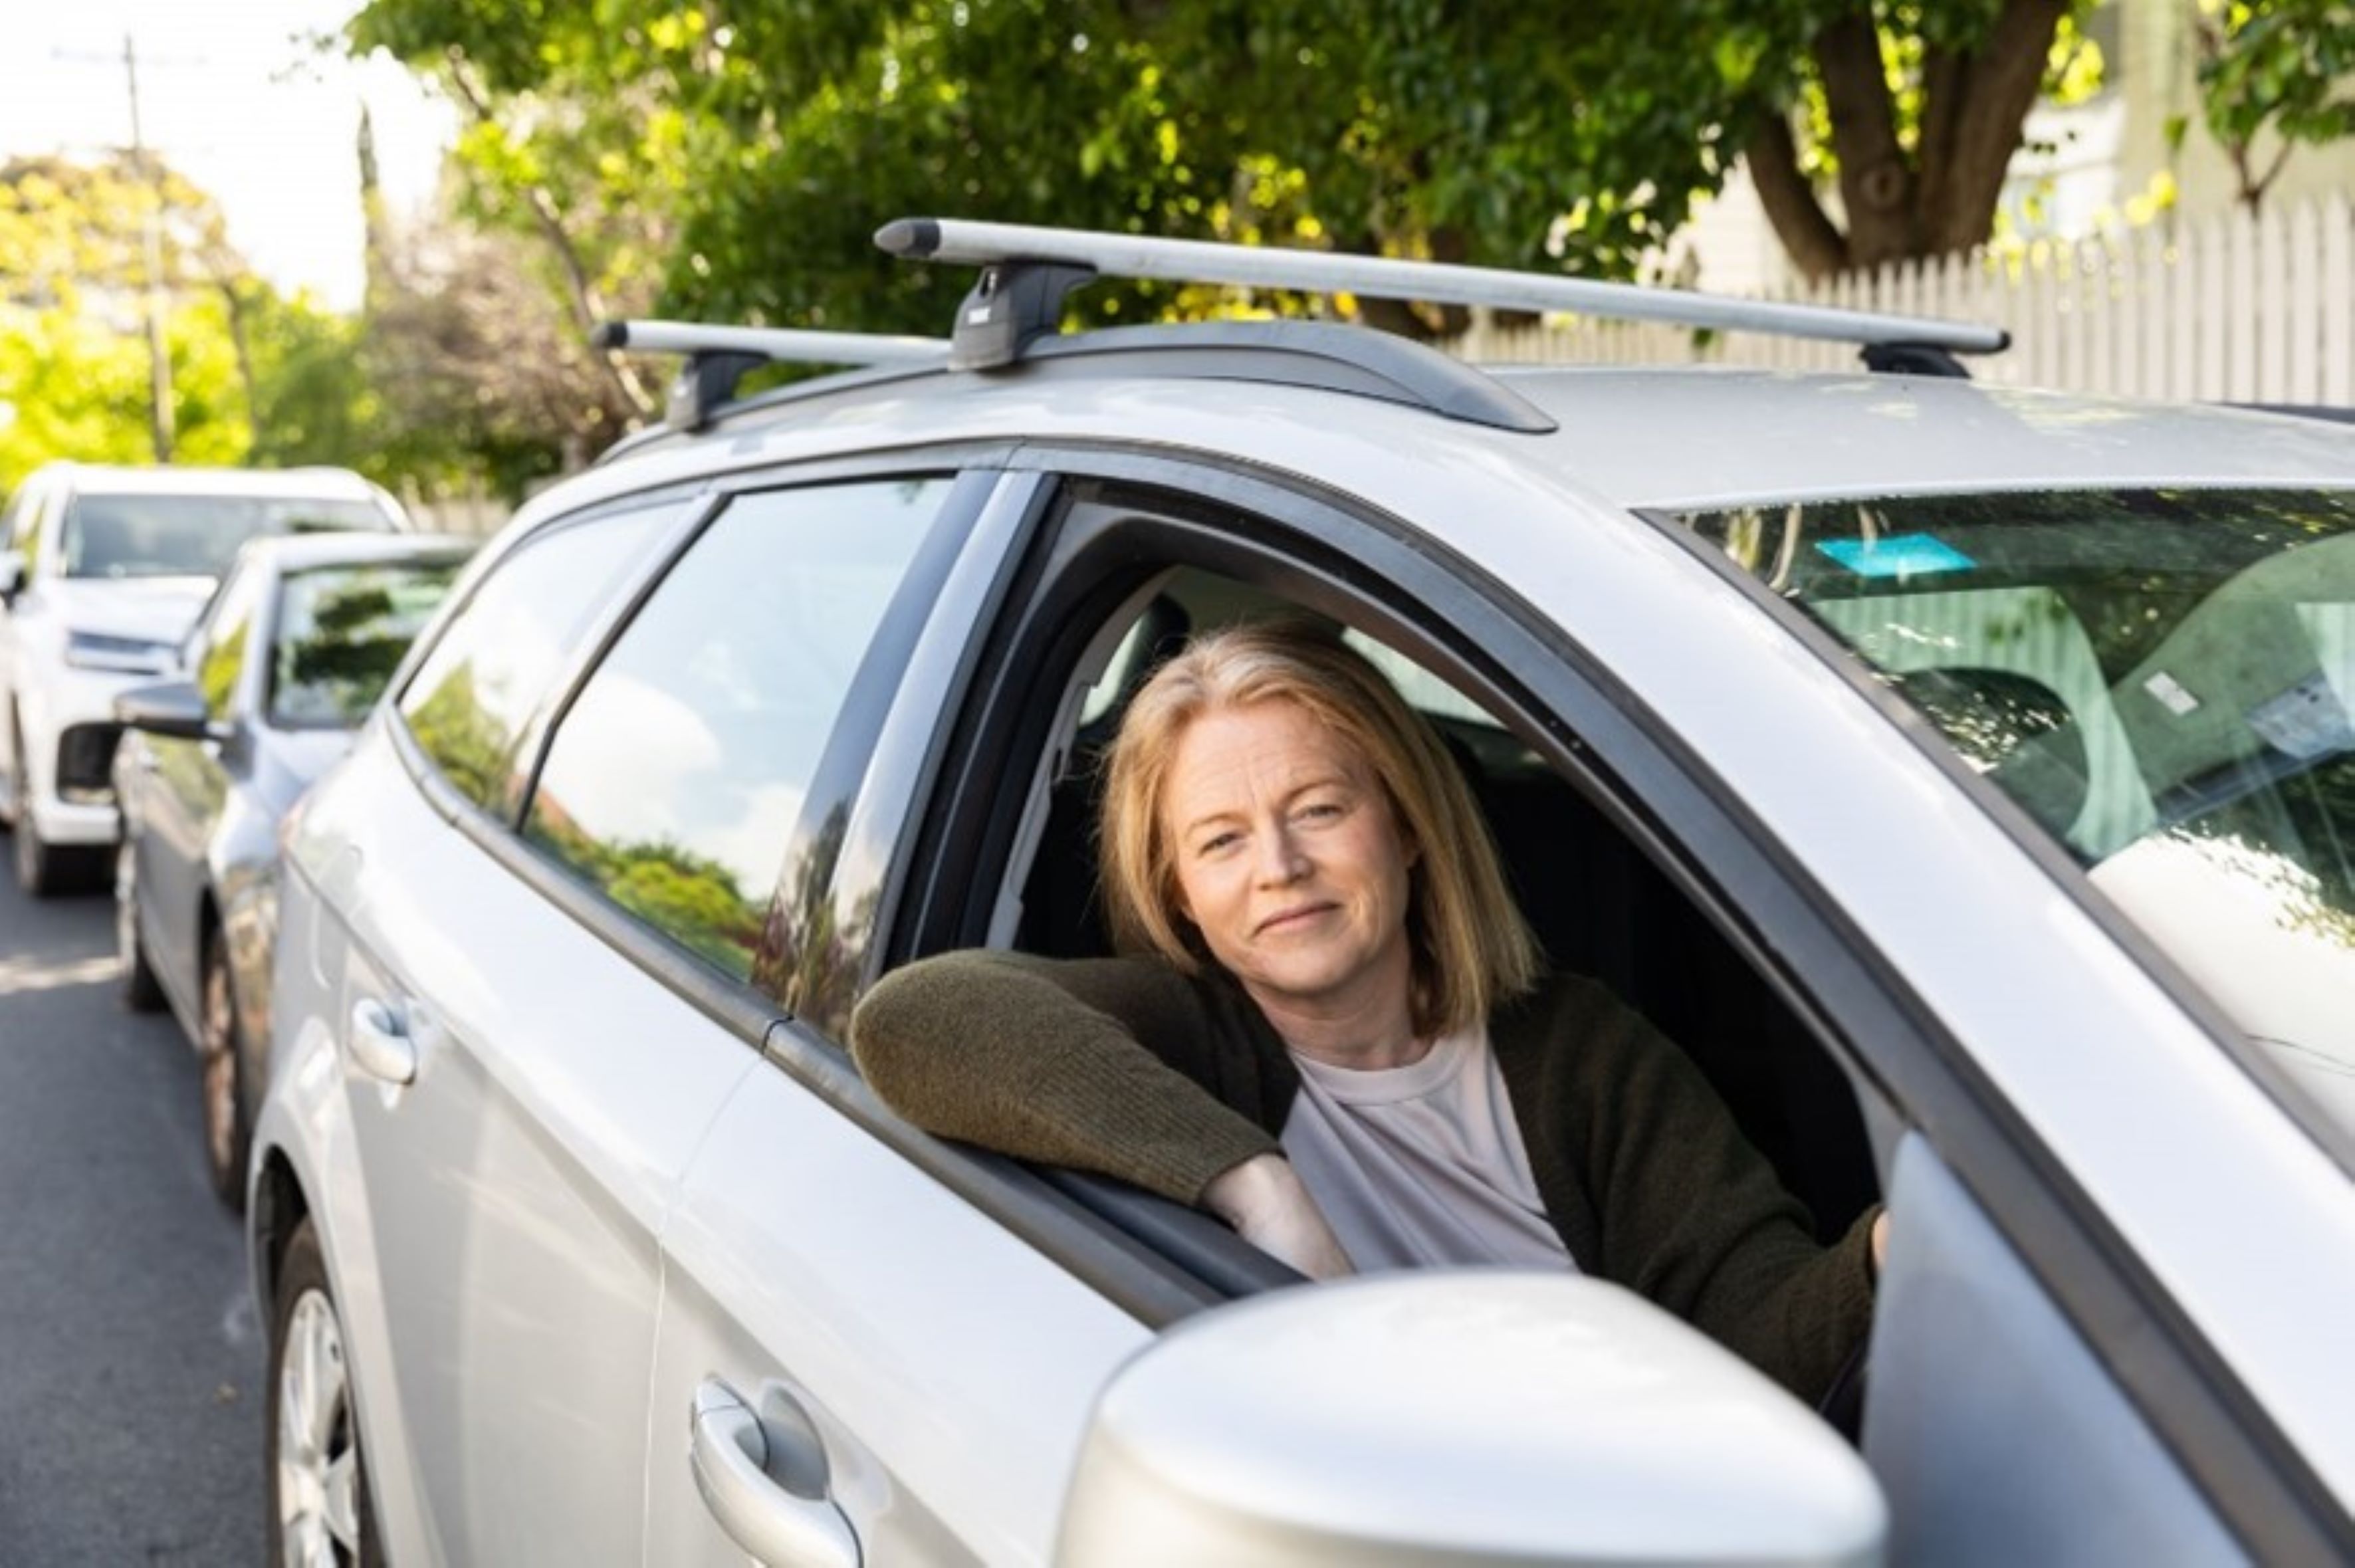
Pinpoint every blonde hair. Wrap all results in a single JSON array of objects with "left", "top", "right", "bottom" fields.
[{"left": 1099, "top": 620, "right": 1540, "bottom": 1038}]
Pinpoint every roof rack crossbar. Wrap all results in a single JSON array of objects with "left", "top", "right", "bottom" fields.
[
  {"left": 875, "top": 218, "right": 2011, "bottom": 360},
  {"left": 592, "top": 319, "right": 951, "bottom": 431}
]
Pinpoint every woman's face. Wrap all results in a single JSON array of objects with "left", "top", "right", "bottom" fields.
[{"left": 1159, "top": 699, "right": 1417, "bottom": 1027}]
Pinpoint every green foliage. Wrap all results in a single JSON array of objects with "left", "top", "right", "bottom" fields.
[{"left": 2196, "top": 0, "right": 2355, "bottom": 207}]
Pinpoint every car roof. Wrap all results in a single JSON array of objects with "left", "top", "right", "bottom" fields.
[
  {"left": 233, "top": 531, "right": 475, "bottom": 575},
  {"left": 42, "top": 462, "right": 392, "bottom": 503},
  {"left": 1484, "top": 366, "right": 2355, "bottom": 510}
]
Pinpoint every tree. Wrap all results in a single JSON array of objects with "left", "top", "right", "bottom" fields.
[
  {"left": 2192, "top": 0, "right": 2355, "bottom": 212},
  {"left": 0, "top": 154, "right": 255, "bottom": 488},
  {"left": 345, "top": 0, "right": 2104, "bottom": 349}
]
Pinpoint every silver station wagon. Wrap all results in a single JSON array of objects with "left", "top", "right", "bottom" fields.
[{"left": 250, "top": 221, "right": 2355, "bottom": 1567}]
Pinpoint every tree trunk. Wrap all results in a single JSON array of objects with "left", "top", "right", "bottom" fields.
[
  {"left": 1920, "top": 0, "right": 2070, "bottom": 254},
  {"left": 1745, "top": 114, "right": 1849, "bottom": 282},
  {"left": 1813, "top": 13, "right": 1916, "bottom": 266}
]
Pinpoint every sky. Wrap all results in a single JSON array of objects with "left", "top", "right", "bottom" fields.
[{"left": 0, "top": 0, "right": 456, "bottom": 312}]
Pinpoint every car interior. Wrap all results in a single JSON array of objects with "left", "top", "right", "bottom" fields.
[{"left": 990, "top": 564, "right": 1886, "bottom": 1270}]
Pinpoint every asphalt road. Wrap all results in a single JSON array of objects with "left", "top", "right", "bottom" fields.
[{"left": 0, "top": 854, "right": 264, "bottom": 1565}]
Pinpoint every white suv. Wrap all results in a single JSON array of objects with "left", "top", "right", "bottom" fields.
[
  {"left": 0, "top": 462, "right": 405, "bottom": 893},
  {"left": 251, "top": 223, "right": 2355, "bottom": 1567}
]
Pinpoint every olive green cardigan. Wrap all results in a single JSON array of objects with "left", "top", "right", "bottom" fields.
[{"left": 851, "top": 950, "right": 1877, "bottom": 1402}]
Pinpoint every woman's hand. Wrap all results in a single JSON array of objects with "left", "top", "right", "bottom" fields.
[{"left": 1203, "top": 1153, "right": 1355, "bottom": 1280}]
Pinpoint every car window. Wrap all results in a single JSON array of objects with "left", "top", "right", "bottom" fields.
[
  {"left": 61, "top": 494, "right": 392, "bottom": 580},
  {"left": 195, "top": 564, "right": 270, "bottom": 723},
  {"left": 399, "top": 507, "right": 671, "bottom": 812},
  {"left": 523, "top": 477, "right": 953, "bottom": 983},
  {"left": 1678, "top": 487, "right": 2355, "bottom": 1135},
  {"left": 269, "top": 559, "right": 465, "bottom": 730}
]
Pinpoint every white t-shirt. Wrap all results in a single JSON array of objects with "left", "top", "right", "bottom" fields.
[{"left": 1280, "top": 1022, "right": 1576, "bottom": 1274}]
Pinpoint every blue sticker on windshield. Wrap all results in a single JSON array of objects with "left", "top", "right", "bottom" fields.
[{"left": 1815, "top": 534, "right": 1977, "bottom": 578}]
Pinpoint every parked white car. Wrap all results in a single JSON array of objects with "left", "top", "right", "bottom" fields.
[
  {"left": 252, "top": 223, "right": 2355, "bottom": 1566},
  {"left": 0, "top": 463, "right": 406, "bottom": 894}
]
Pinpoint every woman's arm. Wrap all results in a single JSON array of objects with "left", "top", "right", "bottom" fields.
[
  {"left": 1527, "top": 976, "right": 1878, "bottom": 1403},
  {"left": 850, "top": 951, "right": 1284, "bottom": 1206}
]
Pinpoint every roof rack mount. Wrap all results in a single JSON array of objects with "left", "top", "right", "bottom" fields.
[
  {"left": 875, "top": 217, "right": 2010, "bottom": 373},
  {"left": 592, "top": 318, "right": 950, "bottom": 432}
]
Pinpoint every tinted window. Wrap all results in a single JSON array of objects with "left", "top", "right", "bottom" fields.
[
  {"left": 1680, "top": 487, "right": 2355, "bottom": 1134},
  {"left": 524, "top": 479, "right": 951, "bottom": 982},
  {"left": 62, "top": 494, "right": 391, "bottom": 580},
  {"left": 399, "top": 508, "right": 671, "bottom": 812},
  {"left": 271, "top": 559, "right": 465, "bottom": 729}
]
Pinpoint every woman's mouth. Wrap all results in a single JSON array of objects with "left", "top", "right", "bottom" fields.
[{"left": 1256, "top": 903, "right": 1336, "bottom": 935}]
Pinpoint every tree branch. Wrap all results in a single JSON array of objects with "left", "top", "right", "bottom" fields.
[
  {"left": 1815, "top": 11, "right": 1915, "bottom": 265},
  {"left": 1745, "top": 112, "right": 1849, "bottom": 281},
  {"left": 443, "top": 48, "right": 655, "bottom": 419},
  {"left": 1927, "top": 0, "right": 2069, "bottom": 253}
]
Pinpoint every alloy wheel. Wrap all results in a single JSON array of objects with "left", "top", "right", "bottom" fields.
[{"left": 277, "top": 1288, "right": 362, "bottom": 1567}]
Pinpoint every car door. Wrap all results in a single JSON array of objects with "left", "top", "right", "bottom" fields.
[
  {"left": 860, "top": 451, "right": 2350, "bottom": 1563},
  {"left": 641, "top": 470, "right": 1186, "bottom": 1565},
  {"left": 134, "top": 560, "right": 267, "bottom": 1016},
  {"left": 318, "top": 493, "right": 712, "bottom": 1564}
]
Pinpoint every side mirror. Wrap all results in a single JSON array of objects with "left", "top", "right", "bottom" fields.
[
  {"left": 0, "top": 554, "right": 22, "bottom": 606},
  {"left": 114, "top": 679, "right": 219, "bottom": 742},
  {"left": 1056, "top": 1274, "right": 1886, "bottom": 1568}
]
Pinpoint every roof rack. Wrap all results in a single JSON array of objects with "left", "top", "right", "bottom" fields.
[
  {"left": 875, "top": 217, "right": 2010, "bottom": 375},
  {"left": 591, "top": 318, "right": 950, "bottom": 432}
]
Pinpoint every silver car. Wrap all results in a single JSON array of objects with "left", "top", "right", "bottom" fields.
[
  {"left": 250, "top": 224, "right": 2355, "bottom": 1566},
  {"left": 114, "top": 532, "right": 471, "bottom": 1207}
]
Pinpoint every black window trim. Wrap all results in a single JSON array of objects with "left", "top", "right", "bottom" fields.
[{"left": 860, "top": 440, "right": 2348, "bottom": 1565}]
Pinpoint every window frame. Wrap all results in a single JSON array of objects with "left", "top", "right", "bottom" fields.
[{"left": 838, "top": 442, "right": 2346, "bottom": 1563}]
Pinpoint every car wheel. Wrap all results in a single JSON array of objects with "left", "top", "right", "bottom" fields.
[
  {"left": 11, "top": 801, "right": 66, "bottom": 897},
  {"left": 5, "top": 714, "right": 68, "bottom": 897},
  {"left": 267, "top": 1218, "right": 383, "bottom": 1568},
  {"left": 200, "top": 942, "right": 253, "bottom": 1211},
  {"left": 117, "top": 842, "right": 166, "bottom": 1012}
]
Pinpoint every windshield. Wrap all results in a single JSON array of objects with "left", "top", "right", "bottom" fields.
[
  {"left": 1678, "top": 487, "right": 2355, "bottom": 1134},
  {"left": 270, "top": 560, "right": 463, "bottom": 730},
  {"left": 62, "top": 494, "right": 392, "bottom": 580}
]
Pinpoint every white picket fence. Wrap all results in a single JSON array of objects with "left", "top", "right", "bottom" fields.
[{"left": 1455, "top": 191, "right": 2355, "bottom": 407}]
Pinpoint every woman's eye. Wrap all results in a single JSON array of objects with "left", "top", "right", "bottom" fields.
[
  {"left": 1298, "top": 799, "right": 1345, "bottom": 822},
  {"left": 1198, "top": 832, "right": 1241, "bottom": 855}
]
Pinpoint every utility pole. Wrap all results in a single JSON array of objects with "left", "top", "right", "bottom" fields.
[{"left": 124, "top": 32, "right": 175, "bottom": 465}]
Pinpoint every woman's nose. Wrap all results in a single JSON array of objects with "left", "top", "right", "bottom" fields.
[{"left": 1255, "top": 826, "right": 1309, "bottom": 883}]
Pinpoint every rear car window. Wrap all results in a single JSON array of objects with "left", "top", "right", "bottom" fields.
[
  {"left": 1678, "top": 487, "right": 2355, "bottom": 1135},
  {"left": 63, "top": 495, "right": 392, "bottom": 579},
  {"left": 271, "top": 560, "right": 465, "bottom": 730}
]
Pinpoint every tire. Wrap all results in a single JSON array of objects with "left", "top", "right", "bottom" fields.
[
  {"left": 117, "top": 841, "right": 166, "bottom": 1012},
  {"left": 267, "top": 1218, "right": 383, "bottom": 1568},
  {"left": 200, "top": 941, "right": 254, "bottom": 1212},
  {"left": 11, "top": 800, "right": 65, "bottom": 897}
]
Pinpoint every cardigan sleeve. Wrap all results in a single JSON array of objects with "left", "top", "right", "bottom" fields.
[
  {"left": 1517, "top": 975, "right": 1878, "bottom": 1404},
  {"left": 849, "top": 950, "right": 1282, "bottom": 1205}
]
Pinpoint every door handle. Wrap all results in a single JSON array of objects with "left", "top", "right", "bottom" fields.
[
  {"left": 690, "top": 1377, "right": 860, "bottom": 1568},
  {"left": 347, "top": 997, "right": 417, "bottom": 1085}
]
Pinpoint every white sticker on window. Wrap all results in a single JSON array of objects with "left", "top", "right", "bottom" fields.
[{"left": 2144, "top": 671, "right": 2201, "bottom": 716}]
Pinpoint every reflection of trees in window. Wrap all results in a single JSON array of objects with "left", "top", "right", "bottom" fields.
[
  {"left": 2177, "top": 752, "right": 2355, "bottom": 950},
  {"left": 752, "top": 803, "right": 866, "bottom": 1030},
  {"left": 199, "top": 621, "right": 248, "bottom": 719},
  {"left": 528, "top": 791, "right": 766, "bottom": 980},
  {"left": 277, "top": 568, "right": 457, "bottom": 727},
  {"left": 404, "top": 665, "right": 510, "bottom": 809}
]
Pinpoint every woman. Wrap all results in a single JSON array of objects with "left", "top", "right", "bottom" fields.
[{"left": 852, "top": 621, "right": 1884, "bottom": 1402}]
